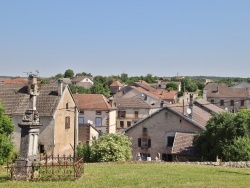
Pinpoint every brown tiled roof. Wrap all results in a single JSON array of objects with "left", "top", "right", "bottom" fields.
[
  {"left": 110, "top": 80, "right": 123, "bottom": 87},
  {"left": 71, "top": 76, "right": 93, "bottom": 82},
  {"left": 169, "top": 103, "right": 212, "bottom": 127},
  {"left": 76, "top": 82, "right": 93, "bottom": 89},
  {"left": 172, "top": 132, "right": 197, "bottom": 155},
  {"left": 0, "top": 84, "right": 61, "bottom": 116},
  {"left": 133, "top": 80, "right": 156, "bottom": 92},
  {"left": 153, "top": 90, "right": 178, "bottom": 100},
  {"left": 130, "top": 86, "right": 162, "bottom": 100},
  {"left": 194, "top": 98, "right": 225, "bottom": 114},
  {"left": 203, "top": 83, "right": 227, "bottom": 91},
  {"left": 1, "top": 77, "right": 28, "bottom": 85},
  {"left": 206, "top": 86, "right": 249, "bottom": 98},
  {"left": 114, "top": 98, "right": 151, "bottom": 109},
  {"left": 73, "top": 94, "right": 113, "bottom": 110}
]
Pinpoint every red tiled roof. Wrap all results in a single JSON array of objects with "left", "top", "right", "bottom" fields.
[
  {"left": 110, "top": 80, "right": 123, "bottom": 87},
  {"left": 1, "top": 77, "right": 28, "bottom": 84},
  {"left": 153, "top": 90, "right": 178, "bottom": 100},
  {"left": 73, "top": 94, "right": 113, "bottom": 111},
  {"left": 133, "top": 80, "right": 156, "bottom": 92}
]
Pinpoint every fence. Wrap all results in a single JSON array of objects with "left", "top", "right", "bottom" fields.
[{"left": 7, "top": 154, "right": 84, "bottom": 181}]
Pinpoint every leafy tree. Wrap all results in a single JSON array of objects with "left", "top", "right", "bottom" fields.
[
  {"left": 233, "top": 77, "right": 243, "bottom": 82},
  {"left": 91, "top": 82, "right": 110, "bottom": 97},
  {"left": 195, "top": 110, "right": 250, "bottom": 161},
  {"left": 166, "top": 82, "right": 178, "bottom": 91},
  {"left": 144, "top": 74, "right": 156, "bottom": 84},
  {"left": 120, "top": 73, "right": 128, "bottom": 83},
  {"left": 77, "top": 134, "right": 132, "bottom": 162},
  {"left": 181, "top": 77, "right": 198, "bottom": 92},
  {"left": 0, "top": 101, "right": 14, "bottom": 164},
  {"left": 69, "top": 84, "right": 91, "bottom": 94},
  {"left": 90, "top": 134, "right": 132, "bottom": 162},
  {"left": 247, "top": 77, "right": 250, "bottom": 83},
  {"left": 64, "top": 69, "right": 74, "bottom": 78}
]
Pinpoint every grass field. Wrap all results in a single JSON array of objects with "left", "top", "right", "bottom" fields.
[{"left": 1, "top": 162, "right": 250, "bottom": 188}]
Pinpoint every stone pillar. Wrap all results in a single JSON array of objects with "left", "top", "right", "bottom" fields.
[{"left": 13, "top": 74, "right": 43, "bottom": 181}]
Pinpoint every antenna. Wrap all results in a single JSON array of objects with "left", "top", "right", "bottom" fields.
[
  {"left": 35, "top": 70, "right": 39, "bottom": 76},
  {"left": 23, "top": 71, "right": 32, "bottom": 77}
]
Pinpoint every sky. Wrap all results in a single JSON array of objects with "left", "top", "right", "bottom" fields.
[{"left": 0, "top": 1, "right": 250, "bottom": 78}]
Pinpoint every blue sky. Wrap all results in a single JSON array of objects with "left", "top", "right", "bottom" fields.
[{"left": 1, "top": 1, "right": 250, "bottom": 78}]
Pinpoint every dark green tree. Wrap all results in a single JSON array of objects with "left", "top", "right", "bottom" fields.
[
  {"left": 120, "top": 73, "right": 128, "bottom": 83},
  {"left": 166, "top": 82, "right": 178, "bottom": 91},
  {"left": 64, "top": 69, "right": 74, "bottom": 78},
  {"left": 0, "top": 101, "right": 14, "bottom": 164},
  {"left": 195, "top": 110, "right": 250, "bottom": 161}
]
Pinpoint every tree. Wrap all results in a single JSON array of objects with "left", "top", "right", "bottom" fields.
[
  {"left": 194, "top": 110, "right": 250, "bottom": 161},
  {"left": 90, "top": 134, "right": 132, "bottom": 162},
  {"left": 247, "top": 77, "right": 250, "bottom": 83},
  {"left": 91, "top": 82, "right": 110, "bottom": 97},
  {"left": 64, "top": 69, "right": 74, "bottom": 78},
  {"left": 181, "top": 77, "right": 198, "bottom": 92},
  {"left": 120, "top": 73, "right": 128, "bottom": 83},
  {"left": 166, "top": 82, "right": 178, "bottom": 91},
  {"left": 0, "top": 101, "right": 14, "bottom": 164}
]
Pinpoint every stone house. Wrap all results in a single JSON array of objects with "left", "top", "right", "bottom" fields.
[
  {"left": 203, "top": 83, "right": 250, "bottom": 112},
  {"left": 0, "top": 76, "right": 78, "bottom": 155},
  {"left": 73, "top": 94, "right": 117, "bottom": 136},
  {"left": 113, "top": 98, "right": 154, "bottom": 132},
  {"left": 71, "top": 76, "right": 94, "bottom": 89},
  {"left": 125, "top": 96, "right": 224, "bottom": 162}
]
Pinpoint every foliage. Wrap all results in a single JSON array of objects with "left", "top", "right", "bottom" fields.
[
  {"left": 166, "top": 82, "right": 178, "bottom": 91},
  {"left": 0, "top": 102, "right": 14, "bottom": 164},
  {"left": 38, "top": 78, "right": 50, "bottom": 84},
  {"left": 68, "top": 84, "right": 91, "bottom": 94},
  {"left": 216, "top": 78, "right": 233, "bottom": 87},
  {"left": 64, "top": 69, "right": 74, "bottom": 78},
  {"left": 77, "top": 134, "right": 132, "bottom": 162},
  {"left": 247, "top": 77, "right": 250, "bottom": 83},
  {"left": 222, "top": 137, "right": 250, "bottom": 161},
  {"left": 194, "top": 110, "right": 250, "bottom": 161},
  {"left": 90, "top": 82, "right": 110, "bottom": 97},
  {"left": 181, "top": 77, "right": 198, "bottom": 92},
  {"left": 77, "top": 143, "right": 91, "bottom": 163}
]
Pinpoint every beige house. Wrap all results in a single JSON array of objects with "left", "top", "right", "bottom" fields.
[
  {"left": 125, "top": 96, "right": 224, "bottom": 162},
  {"left": 113, "top": 98, "right": 154, "bottom": 132},
  {"left": 73, "top": 94, "right": 117, "bottom": 136},
  {"left": 203, "top": 83, "right": 250, "bottom": 112},
  {"left": 71, "top": 76, "right": 93, "bottom": 89},
  {"left": 0, "top": 77, "right": 78, "bottom": 155}
]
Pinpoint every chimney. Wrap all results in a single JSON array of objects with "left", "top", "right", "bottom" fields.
[
  {"left": 58, "top": 78, "right": 63, "bottom": 96},
  {"left": 189, "top": 94, "right": 193, "bottom": 119},
  {"left": 160, "top": 100, "right": 164, "bottom": 107}
]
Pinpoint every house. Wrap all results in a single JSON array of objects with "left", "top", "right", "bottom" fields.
[
  {"left": 73, "top": 94, "right": 117, "bottom": 136},
  {"left": 200, "top": 78, "right": 213, "bottom": 84},
  {"left": 131, "top": 80, "right": 156, "bottom": 92},
  {"left": 125, "top": 95, "right": 224, "bottom": 162},
  {"left": 0, "top": 76, "right": 78, "bottom": 155},
  {"left": 71, "top": 76, "right": 94, "bottom": 89},
  {"left": 113, "top": 98, "right": 154, "bottom": 132},
  {"left": 203, "top": 83, "right": 250, "bottom": 112},
  {"left": 110, "top": 80, "right": 123, "bottom": 95},
  {"left": 232, "top": 82, "right": 250, "bottom": 89}
]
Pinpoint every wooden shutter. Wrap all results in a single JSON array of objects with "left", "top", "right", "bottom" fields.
[
  {"left": 138, "top": 138, "right": 141, "bottom": 147},
  {"left": 124, "top": 111, "right": 126, "bottom": 118},
  {"left": 148, "top": 139, "right": 151, "bottom": 148}
]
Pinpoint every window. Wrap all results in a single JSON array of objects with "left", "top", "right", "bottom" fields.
[
  {"left": 66, "top": 103, "right": 69, "bottom": 110},
  {"left": 79, "top": 117, "right": 84, "bottom": 125},
  {"left": 138, "top": 138, "right": 151, "bottom": 149},
  {"left": 167, "top": 136, "right": 174, "bottom": 147},
  {"left": 211, "top": 99, "right": 214, "bottom": 104},
  {"left": 220, "top": 100, "right": 224, "bottom": 106},
  {"left": 96, "top": 111, "right": 102, "bottom": 115},
  {"left": 120, "top": 121, "right": 124, "bottom": 128},
  {"left": 118, "top": 111, "right": 126, "bottom": 118},
  {"left": 241, "top": 100, "right": 244, "bottom": 106},
  {"left": 230, "top": 100, "right": 234, "bottom": 106},
  {"left": 143, "top": 127, "right": 147, "bottom": 133},
  {"left": 134, "top": 111, "right": 139, "bottom": 119},
  {"left": 65, "top": 116, "right": 70, "bottom": 129},
  {"left": 80, "top": 110, "right": 84, "bottom": 115},
  {"left": 95, "top": 117, "right": 102, "bottom": 126},
  {"left": 127, "top": 121, "right": 132, "bottom": 127}
]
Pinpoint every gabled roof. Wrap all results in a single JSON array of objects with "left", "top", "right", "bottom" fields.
[
  {"left": 133, "top": 80, "right": 156, "bottom": 92},
  {"left": 203, "top": 83, "right": 227, "bottom": 91},
  {"left": 172, "top": 132, "right": 197, "bottom": 156},
  {"left": 114, "top": 98, "right": 151, "bottom": 109},
  {"left": 53, "top": 78, "right": 72, "bottom": 84},
  {"left": 153, "top": 90, "right": 178, "bottom": 100},
  {"left": 110, "top": 80, "right": 123, "bottom": 87},
  {"left": 0, "top": 77, "right": 28, "bottom": 85},
  {"left": 125, "top": 103, "right": 208, "bottom": 133},
  {"left": 206, "top": 85, "right": 249, "bottom": 98},
  {"left": 194, "top": 98, "right": 225, "bottom": 114},
  {"left": 0, "top": 84, "right": 62, "bottom": 116},
  {"left": 233, "top": 82, "right": 250, "bottom": 89},
  {"left": 130, "top": 86, "right": 161, "bottom": 100},
  {"left": 71, "top": 76, "right": 93, "bottom": 82},
  {"left": 76, "top": 82, "right": 93, "bottom": 88},
  {"left": 73, "top": 94, "right": 114, "bottom": 111}
]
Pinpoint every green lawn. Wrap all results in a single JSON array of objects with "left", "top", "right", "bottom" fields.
[{"left": 1, "top": 162, "right": 250, "bottom": 188}]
